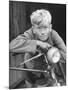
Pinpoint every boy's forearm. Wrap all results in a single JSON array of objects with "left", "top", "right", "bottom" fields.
[{"left": 9, "top": 39, "right": 37, "bottom": 53}]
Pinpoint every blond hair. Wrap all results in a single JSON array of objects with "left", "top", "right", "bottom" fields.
[{"left": 30, "top": 9, "right": 52, "bottom": 27}]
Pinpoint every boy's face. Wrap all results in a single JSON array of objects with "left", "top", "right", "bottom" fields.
[{"left": 33, "top": 24, "right": 52, "bottom": 41}]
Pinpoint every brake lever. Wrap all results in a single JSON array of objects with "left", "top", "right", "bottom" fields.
[{"left": 17, "top": 53, "right": 44, "bottom": 67}]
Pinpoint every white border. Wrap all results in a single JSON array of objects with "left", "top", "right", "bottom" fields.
[
  {"left": 0, "top": 0, "right": 68, "bottom": 90},
  {"left": 0, "top": 0, "right": 9, "bottom": 90},
  {"left": 11, "top": 0, "right": 68, "bottom": 4}
]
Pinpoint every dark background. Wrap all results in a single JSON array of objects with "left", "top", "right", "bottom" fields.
[{"left": 9, "top": 1, "right": 66, "bottom": 44}]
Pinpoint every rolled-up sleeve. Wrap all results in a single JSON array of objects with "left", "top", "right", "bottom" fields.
[
  {"left": 9, "top": 29, "right": 37, "bottom": 53},
  {"left": 51, "top": 30, "right": 66, "bottom": 60}
]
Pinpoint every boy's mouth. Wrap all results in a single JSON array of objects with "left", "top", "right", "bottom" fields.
[
  {"left": 39, "top": 35, "right": 48, "bottom": 41},
  {"left": 39, "top": 35, "right": 47, "bottom": 38}
]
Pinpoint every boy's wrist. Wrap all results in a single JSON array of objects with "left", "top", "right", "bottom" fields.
[{"left": 36, "top": 40, "right": 42, "bottom": 46}]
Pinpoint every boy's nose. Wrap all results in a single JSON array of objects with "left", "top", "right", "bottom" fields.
[{"left": 41, "top": 32, "right": 45, "bottom": 35}]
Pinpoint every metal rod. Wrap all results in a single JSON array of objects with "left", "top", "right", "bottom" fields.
[
  {"left": 19, "top": 53, "right": 44, "bottom": 66},
  {"left": 9, "top": 67, "right": 47, "bottom": 73}
]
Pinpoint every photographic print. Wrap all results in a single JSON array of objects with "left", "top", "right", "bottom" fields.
[{"left": 9, "top": 0, "right": 66, "bottom": 89}]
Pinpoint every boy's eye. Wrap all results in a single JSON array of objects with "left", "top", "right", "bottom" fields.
[{"left": 38, "top": 26, "right": 48, "bottom": 29}]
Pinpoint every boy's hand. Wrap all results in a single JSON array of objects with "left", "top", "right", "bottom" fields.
[{"left": 36, "top": 40, "right": 52, "bottom": 50}]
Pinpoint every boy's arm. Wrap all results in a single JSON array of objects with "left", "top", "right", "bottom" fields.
[
  {"left": 9, "top": 29, "right": 37, "bottom": 53},
  {"left": 52, "top": 30, "right": 66, "bottom": 60}
]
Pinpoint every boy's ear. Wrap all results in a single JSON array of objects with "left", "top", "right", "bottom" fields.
[{"left": 32, "top": 26, "right": 36, "bottom": 34}]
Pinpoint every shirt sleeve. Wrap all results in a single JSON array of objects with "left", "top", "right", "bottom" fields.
[
  {"left": 9, "top": 29, "right": 37, "bottom": 53},
  {"left": 51, "top": 30, "right": 66, "bottom": 61}
]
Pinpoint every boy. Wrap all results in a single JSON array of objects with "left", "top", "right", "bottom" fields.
[{"left": 9, "top": 9, "right": 66, "bottom": 87}]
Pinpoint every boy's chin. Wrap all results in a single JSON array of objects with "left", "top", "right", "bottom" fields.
[{"left": 39, "top": 37, "right": 48, "bottom": 41}]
